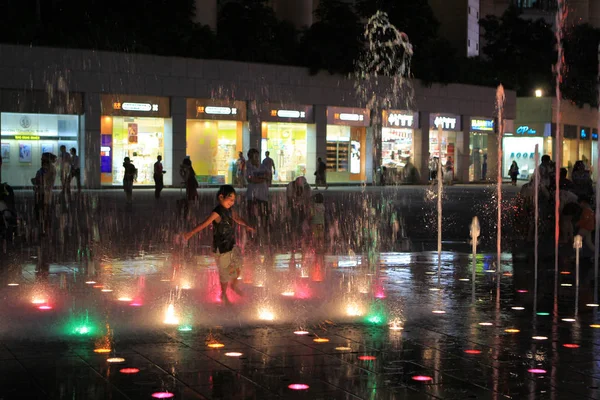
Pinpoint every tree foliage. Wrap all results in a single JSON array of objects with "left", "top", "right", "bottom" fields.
[
  {"left": 479, "top": 6, "right": 556, "bottom": 96},
  {"left": 301, "top": 0, "right": 363, "bottom": 74},
  {"left": 562, "top": 24, "right": 600, "bottom": 107}
]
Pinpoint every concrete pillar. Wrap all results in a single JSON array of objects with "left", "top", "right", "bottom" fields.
[
  {"left": 456, "top": 116, "right": 470, "bottom": 183},
  {"left": 83, "top": 92, "right": 101, "bottom": 189},
  {"left": 315, "top": 104, "right": 327, "bottom": 165},
  {"left": 487, "top": 133, "right": 499, "bottom": 183},
  {"left": 171, "top": 96, "right": 186, "bottom": 187},
  {"left": 414, "top": 112, "right": 430, "bottom": 184},
  {"left": 194, "top": 0, "right": 217, "bottom": 31},
  {"left": 247, "top": 100, "right": 261, "bottom": 152}
]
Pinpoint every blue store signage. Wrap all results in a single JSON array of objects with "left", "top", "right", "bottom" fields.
[
  {"left": 470, "top": 118, "right": 494, "bottom": 132},
  {"left": 516, "top": 125, "right": 537, "bottom": 135},
  {"left": 580, "top": 127, "right": 591, "bottom": 140}
]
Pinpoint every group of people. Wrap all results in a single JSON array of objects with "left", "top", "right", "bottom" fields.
[
  {"left": 429, "top": 156, "right": 454, "bottom": 185},
  {"left": 516, "top": 155, "right": 596, "bottom": 252},
  {"left": 31, "top": 145, "right": 81, "bottom": 229}
]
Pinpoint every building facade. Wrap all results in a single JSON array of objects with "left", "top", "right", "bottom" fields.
[
  {"left": 0, "top": 44, "right": 516, "bottom": 188},
  {"left": 506, "top": 96, "right": 599, "bottom": 181}
]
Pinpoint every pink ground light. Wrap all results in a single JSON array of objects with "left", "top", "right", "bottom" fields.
[
  {"left": 412, "top": 376, "right": 433, "bottom": 382},
  {"left": 288, "top": 384, "right": 310, "bottom": 390},
  {"left": 528, "top": 369, "right": 547, "bottom": 374},
  {"left": 151, "top": 392, "right": 174, "bottom": 399}
]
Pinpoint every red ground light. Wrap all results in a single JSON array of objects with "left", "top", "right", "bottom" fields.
[
  {"left": 119, "top": 368, "right": 140, "bottom": 374},
  {"left": 563, "top": 344, "right": 580, "bottom": 348},
  {"left": 358, "top": 356, "right": 377, "bottom": 361},
  {"left": 464, "top": 349, "right": 482, "bottom": 354}
]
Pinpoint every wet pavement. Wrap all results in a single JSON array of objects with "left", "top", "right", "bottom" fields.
[{"left": 2, "top": 185, "right": 599, "bottom": 399}]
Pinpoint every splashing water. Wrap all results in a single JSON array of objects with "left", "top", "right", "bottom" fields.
[{"left": 496, "top": 85, "right": 505, "bottom": 280}]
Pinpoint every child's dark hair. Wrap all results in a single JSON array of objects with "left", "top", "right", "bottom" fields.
[
  {"left": 314, "top": 193, "right": 324, "bottom": 203},
  {"left": 217, "top": 185, "right": 236, "bottom": 199}
]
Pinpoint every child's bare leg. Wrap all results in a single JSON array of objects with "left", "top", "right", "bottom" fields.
[
  {"left": 230, "top": 277, "right": 243, "bottom": 296},
  {"left": 220, "top": 282, "right": 230, "bottom": 304}
]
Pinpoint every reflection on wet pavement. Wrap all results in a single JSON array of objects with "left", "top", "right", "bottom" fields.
[{"left": 1, "top": 247, "right": 599, "bottom": 399}]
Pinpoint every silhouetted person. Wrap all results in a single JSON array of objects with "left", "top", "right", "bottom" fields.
[
  {"left": 153, "top": 155, "right": 166, "bottom": 199},
  {"left": 69, "top": 147, "right": 81, "bottom": 194},
  {"left": 315, "top": 157, "right": 328, "bottom": 190},
  {"left": 123, "top": 157, "right": 137, "bottom": 207}
]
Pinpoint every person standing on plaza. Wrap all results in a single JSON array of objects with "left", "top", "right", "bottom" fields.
[
  {"left": 245, "top": 148, "right": 269, "bottom": 233},
  {"left": 58, "top": 145, "right": 71, "bottom": 199},
  {"left": 123, "top": 157, "right": 137, "bottom": 207},
  {"left": 286, "top": 176, "right": 312, "bottom": 237},
  {"left": 69, "top": 148, "right": 81, "bottom": 194},
  {"left": 262, "top": 151, "right": 276, "bottom": 186},
  {"left": 184, "top": 185, "right": 255, "bottom": 304},
  {"left": 315, "top": 157, "right": 328, "bottom": 190},
  {"left": 235, "top": 152, "right": 246, "bottom": 188},
  {"left": 509, "top": 161, "right": 519, "bottom": 185},
  {"left": 153, "top": 155, "right": 166, "bottom": 199},
  {"left": 180, "top": 158, "right": 199, "bottom": 202},
  {"left": 444, "top": 157, "right": 454, "bottom": 185}
]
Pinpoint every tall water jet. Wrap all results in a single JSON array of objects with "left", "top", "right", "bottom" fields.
[
  {"left": 470, "top": 216, "right": 480, "bottom": 302},
  {"left": 534, "top": 145, "right": 540, "bottom": 313},
  {"left": 554, "top": 0, "right": 566, "bottom": 293},
  {"left": 437, "top": 122, "right": 443, "bottom": 280},
  {"left": 574, "top": 234, "right": 582, "bottom": 316},
  {"left": 595, "top": 43, "right": 600, "bottom": 304},
  {"left": 496, "top": 85, "right": 505, "bottom": 277}
]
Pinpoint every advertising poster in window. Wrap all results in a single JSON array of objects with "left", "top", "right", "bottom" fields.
[
  {"left": 128, "top": 123, "right": 138, "bottom": 144},
  {"left": 41, "top": 143, "right": 54, "bottom": 155},
  {"left": 350, "top": 140, "right": 361, "bottom": 174},
  {"left": 19, "top": 143, "right": 32, "bottom": 163},
  {"left": 1, "top": 143, "right": 9, "bottom": 161}
]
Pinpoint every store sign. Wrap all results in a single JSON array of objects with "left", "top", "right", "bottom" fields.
[
  {"left": 327, "top": 107, "right": 370, "bottom": 126},
  {"left": 261, "top": 104, "right": 313, "bottom": 123},
  {"left": 516, "top": 125, "right": 537, "bottom": 135},
  {"left": 118, "top": 102, "right": 158, "bottom": 112},
  {"left": 382, "top": 110, "right": 418, "bottom": 128},
  {"left": 102, "top": 95, "right": 170, "bottom": 117},
  {"left": 203, "top": 106, "right": 237, "bottom": 115},
  {"left": 593, "top": 130, "right": 598, "bottom": 140},
  {"left": 272, "top": 109, "right": 305, "bottom": 119},
  {"left": 188, "top": 99, "right": 247, "bottom": 121},
  {"left": 470, "top": 118, "right": 494, "bottom": 132},
  {"left": 14, "top": 135, "right": 40, "bottom": 140},
  {"left": 580, "top": 127, "right": 590, "bottom": 140},
  {"left": 429, "top": 114, "right": 461, "bottom": 131}
]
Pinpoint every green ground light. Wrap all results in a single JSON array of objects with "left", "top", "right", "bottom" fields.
[{"left": 365, "top": 302, "right": 387, "bottom": 326}]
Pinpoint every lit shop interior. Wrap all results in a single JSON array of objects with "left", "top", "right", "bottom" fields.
[
  {"left": 186, "top": 120, "right": 243, "bottom": 185},
  {"left": 0, "top": 112, "right": 79, "bottom": 186},
  {"left": 468, "top": 118, "right": 493, "bottom": 181},
  {"left": 579, "top": 128, "right": 592, "bottom": 168},
  {"left": 261, "top": 122, "right": 314, "bottom": 183},
  {"left": 326, "top": 125, "right": 366, "bottom": 182},
  {"left": 100, "top": 116, "right": 172, "bottom": 185},
  {"left": 429, "top": 130, "right": 456, "bottom": 172},
  {"left": 381, "top": 126, "right": 413, "bottom": 169}
]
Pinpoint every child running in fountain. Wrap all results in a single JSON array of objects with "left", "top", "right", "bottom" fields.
[{"left": 184, "top": 185, "right": 255, "bottom": 304}]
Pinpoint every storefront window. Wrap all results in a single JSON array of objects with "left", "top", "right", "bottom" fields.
[
  {"left": 186, "top": 120, "right": 242, "bottom": 184},
  {"left": 262, "top": 122, "right": 308, "bottom": 183},
  {"left": 469, "top": 118, "right": 494, "bottom": 182},
  {"left": 429, "top": 130, "right": 457, "bottom": 171},
  {"left": 101, "top": 116, "right": 170, "bottom": 185},
  {"left": 502, "top": 136, "right": 543, "bottom": 180},
  {"left": 1, "top": 112, "right": 79, "bottom": 186},
  {"left": 326, "top": 107, "right": 369, "bottom": 182},
  {"left": 382, "top": 128, "right": 412, "bottom": 168}
]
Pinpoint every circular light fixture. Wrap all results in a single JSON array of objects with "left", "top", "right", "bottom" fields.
[
  {"left": 358, "top": 355, "right": 377, "bottom": 361},
  {"left": 335, "top": 347, "right": 352, "bottom": 351},
  {"left": 563, "top": 343, "right": 580, "bottom": 348},
  {"left": 528, "top": 368, "right": 546, "bottom": 374},
  {"left": 505, "top": 329, "right": 520, "bottom": 333},
  {"left": 532, "top": 336, "right": 548, "bottom": 340},
  {"left": 107, "top": 357, "right": 125, "bottom": 363},
  {"left": 464, "top": 349, "right": 482, "bottom": 354},
  {"left": 511, "top": 307, "right": 525, "bottom": 310},
  {"left": 313, "top": 338, "right": 329, "bottom": 343},
  {"left": 207, "top": 343, "right": 224, "bottom": 349},
  {"left": 151, "top": 393, "right": 174, "bottom": 399},
  {"left": 294, "top": 330, "right": 309, "bottom": 335},
  {"left": 225, "top": 352, "right": 243, "bottom": 357}
]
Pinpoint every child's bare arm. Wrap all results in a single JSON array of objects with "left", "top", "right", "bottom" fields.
[
  {"left": 232, "top": 211, "right": 255, "bottom": 232},
  {"left": 184, "top": 212, "right": 219, "bottom": 240}
]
